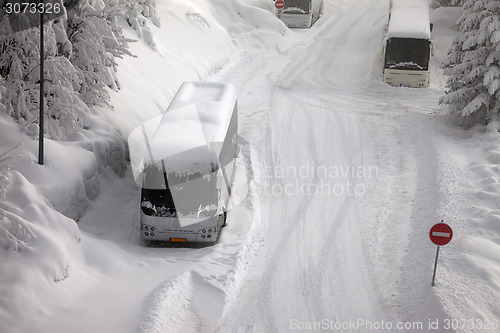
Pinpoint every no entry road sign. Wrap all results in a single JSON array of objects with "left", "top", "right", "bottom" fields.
[
  {"left": 275, "top": 0, "right": 285, "bottom": 9},
  {"left": 429, "top": 223, "right": 453, "bottom": 246},
  {"left": 430, "top": 221, "right": 453, "bottom": 286}
]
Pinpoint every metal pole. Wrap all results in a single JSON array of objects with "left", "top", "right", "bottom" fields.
[
  {"left": 431, "top": 245, "right": 440, "bottom": 286},
  {"left": 38, "top": 8, "right": 44, "bottom": 165}
]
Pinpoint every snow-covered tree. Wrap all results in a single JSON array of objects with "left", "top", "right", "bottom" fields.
[
  {"left": 0, "top": 0, "right": 159, "bottom": 139},
  {"left": 123, "top": 0, "right": 161, "bottom": 37},
  {"left": 0, "top": 144, "right": 21, "bottom": 201},
  {"left": 431, "top": 0, "right": 465, "bottom": 9},
  {"left": 440, "top": 0, "right": 500, "bottom": 126},
  {"left": 0, "top": 16, "right": 87, "bottom": 140},
  {"left": 62, "top": 0, "right": 159, "bottom": 106},
  {"left": 66, "top": 0, "right": 135, "bottom": 107}
]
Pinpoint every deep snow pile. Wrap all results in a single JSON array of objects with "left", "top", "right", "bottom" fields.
[
  {"left": 107, "top": 0, "right": 286, "bottom": 137},
  {"left": 0, "top": 102, "right": 128, "bottom": 330}
]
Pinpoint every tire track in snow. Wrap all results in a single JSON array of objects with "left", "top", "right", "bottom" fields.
[
  {"left": 274, "top": 0, "right": 390, "bottom": 90},
  {"left": 285, "top": 88, "right": 357, "bottom": 321},
  {"left": 217, "top": 83, "right": 331, "bottom": 331}
]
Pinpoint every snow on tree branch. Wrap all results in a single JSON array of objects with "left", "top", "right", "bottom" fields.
[
  {"left": 0, "top": 0, "right": 159, "bottom": 140},
  {"left": 431, "top": 0, "right": 465, "bottom": 9},
  {"left": 440, "top": 0, "right": 500, "bottom": 127}
]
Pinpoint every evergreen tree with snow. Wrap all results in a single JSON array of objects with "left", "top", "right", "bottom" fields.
[
  {"left": 0, "top": 15, "right": 87, "bottom": 140},
  {"left": 440, "top": 0, "right": 500, "bottom": 127},
  {"left": 0, "top": 0, "right": 160, "bottom": 139},
  {"left": 431, "top": 0, "right": 465, "bottom": 9}
]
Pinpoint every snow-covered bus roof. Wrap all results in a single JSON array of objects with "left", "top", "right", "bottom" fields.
[
  {"left": 387, "top": 0, "right": 431, "bottom": 40},
  {"left": 164, "top": 81, "right": 236, "bottom": 144},
  {"left": 128, "top": 81, "right": 237, "bottom": 179}
]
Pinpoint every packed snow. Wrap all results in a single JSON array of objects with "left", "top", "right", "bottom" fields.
[
  {"left": 1, "top": 1, "right": 500, "bottom": 333},
  {"left": 387, "top": 0, "right": 431, "bottom": 39}
]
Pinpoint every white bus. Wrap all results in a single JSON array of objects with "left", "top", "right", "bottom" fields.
[
  {"left": 132, "top": 82, "right": 238, "bottom": 245},
  {"left": 277, "top": 0, "right": 324, "bottom": 28},
  {"left": 383, "top": 0, "right": 432, "bottom": 88}
]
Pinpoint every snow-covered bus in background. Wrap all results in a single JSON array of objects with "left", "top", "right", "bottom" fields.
[
  {"left": 383, "top": 0, "right": 432, "bottom": 88},
  {"left": 136, "top": 82, "right": 238, "bottom": 244},
  {"left": 276, "top": 0, "right": 324, "bottom": 28}
]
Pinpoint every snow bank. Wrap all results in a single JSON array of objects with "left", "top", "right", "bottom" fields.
[
  {"left": 108, "top": 0, "right": 238, "bottom": 138},
  {"left": 137, "top": 271, "right": 225, "bottom": 333},
  {"left": 429, "top": 7, "right": 463, "bottom": 89},
  {"left": 0, "top": 169, "right": 81, "bottom": 331},
  {"left": 108, "top": 0, "right": 286, "bottom": 139},
  {"left": 0, "top": 7, "right": 129, "bottom": 330},
  {"left": 0, "top": 115, "right": 100, "bottom": 221},
  {"left": 461, "top": 129, "right": 500, "bottom": 322}
]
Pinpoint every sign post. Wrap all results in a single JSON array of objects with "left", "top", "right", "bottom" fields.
[{"left": 429, "top": 221, "right": 453, "bottom": 286}]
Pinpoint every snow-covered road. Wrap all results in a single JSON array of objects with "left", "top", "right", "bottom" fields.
[
  {"left": 216, "top": 0, "right": 391, "bottom": 329},
  {"left": 208, "top": 0, "right": 458, "bottom": 330}
]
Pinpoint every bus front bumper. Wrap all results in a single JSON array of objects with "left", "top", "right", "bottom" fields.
[
  {"left": 277, "top": 13, "right": 312, "bottom": 28},
  {"left": 140, "top": 214, "right": 221, "bottom": 243},
  {"left": 383, "top": 69, "right": 429, "bottom": 88}
]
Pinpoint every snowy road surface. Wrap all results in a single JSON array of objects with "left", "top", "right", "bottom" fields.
[
  {"left": 17, "top": 1, "right": 497, "bottom": 332},
  {"left": 217, "top": 0, "right": 391, "bottom": 330}
]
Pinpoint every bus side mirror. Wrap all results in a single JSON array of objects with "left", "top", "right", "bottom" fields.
[
  {"left": 382, "top": 37, "right": 388, "bottom": 54},
  {"left": 430, "top": 23, "right": 434, "bottom": 32}
]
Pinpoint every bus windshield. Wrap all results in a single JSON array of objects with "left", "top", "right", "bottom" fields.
[
  {"left": 141, "top": 164, "right": 218, "bottom": 218},
  {"left": 384, "top": 38, "right": 430, "bottom": 70},
  {"left": 283, "top": 0, "right": 310, "bottom": 13}
]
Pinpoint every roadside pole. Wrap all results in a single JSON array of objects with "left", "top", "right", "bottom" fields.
[{"left": 38, "top": 3, "right": 44, "bottom": 165}]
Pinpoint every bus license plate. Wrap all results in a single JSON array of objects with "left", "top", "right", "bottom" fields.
[{"left": 170, "top": 238, "right": 187, "bottom": 242}]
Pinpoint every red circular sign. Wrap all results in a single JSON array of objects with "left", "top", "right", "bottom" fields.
[
  {"left": 275, "top": 0, "right": 285, "bottom": 9},
  {"left": 429, "top": 223, "right": 453, "bottom": 246}
]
